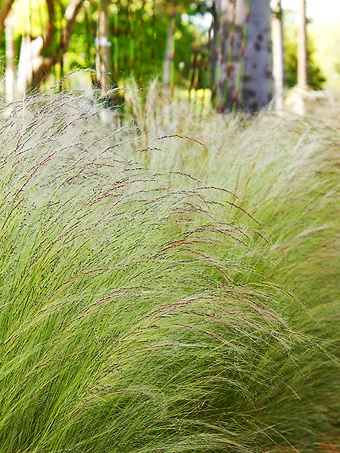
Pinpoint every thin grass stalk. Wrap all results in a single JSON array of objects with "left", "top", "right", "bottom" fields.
[{"left": 0, "top": 85, "right": 338, "bottom": 453}]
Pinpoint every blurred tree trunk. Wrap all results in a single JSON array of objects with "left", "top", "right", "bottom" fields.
[
  {"left": 209, "top": 1, "right": 218, "bottom": 102},
  {"left": 16, "top": 36, "right": 40, "bottom": 97},
  {"left": 1, "top": 0, "right": 21, "bottom": 98},
  {"left": 32, "top": 0, "right": 84, "bottom": 88},
  {"left": 297, "top": 0, "right": 308, "bottom": 88},
  {"left": 162, "top": 20, "right": 173, "bottom": 88},
  {"left": 272, "top": 0, "right": 284, "bottom": 110},
  {"left": 16, "top": 2, "right": 37, "bottom": 97},
  {"left": 162, "top": 6, "right": 176, "bottom": 96},
  {"left": 96, "top": 0, "right": 111, "bottom": 96},
  {"left": 5, "top": 11, "right": 15, "bottom": 102},
  {"left": 15, "top": 0, "right": 84, "bottom": 96},
  {"left": 0, "top": 0, "right": 15, "bottom": 36},
  {"left": 215, "top": 0, "right": 272, "bottom": 113}
]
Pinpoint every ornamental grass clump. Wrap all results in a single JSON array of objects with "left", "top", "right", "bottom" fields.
[{"left": 0, "top": 89, "right": 338, "bottom": 453}]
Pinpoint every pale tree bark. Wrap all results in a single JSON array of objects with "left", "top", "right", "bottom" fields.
[
  {"left": 242, "top": 0, "right": 272, "bottom": 111},
  {"left": 297, "top": 0, "right": 308, "bottom": 88},
  {"left": 216, "top": 0, "right": 272, "bottom": 113},
  {"left": 1, "top": 0, "right": 17, "bottom": 100},
  {"left": 5, "top": 11, "right": 15, "bottom": 102},
  {"left": 0, "top": 0, "right": 15, "bottom": 36},
  {"left": 16, "top": 0, "right": 84, "bottom": 96},
  {"left": 16, "top": 2, "right": 37, "bottom": 97},
  {"left": 162, "top": 20, "right": 173, "bottom": 87},
  {"left": 209, "top": 1, "right": 218, "bottom": 102},
  {"left": 16, "top": 36, "right": 44, "bottom": 97},
  {"left": 96, "top": 0, "right": 111, "bottom": 96},
  {"left": 214, "top": 0, "right": 242, "bottom": 111},
  {"left": 272, "top": 0, "right": 284, "bottom": 110},
  {"left": 162, "top": 6, "right": 176, "bottom": 95}
]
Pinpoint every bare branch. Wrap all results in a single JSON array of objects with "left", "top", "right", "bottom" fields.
[
  {"left": 61, "top": 0, "right": 84, "bottom": 51},
  {"left": 42, "top": 0, "right": 56, "bottom": 51},
  {"left": 32, "top": 0, "right": 84, "bottom": 87},
  {"left": 0, "top": 0, "right": 15, "bottom": 36}
]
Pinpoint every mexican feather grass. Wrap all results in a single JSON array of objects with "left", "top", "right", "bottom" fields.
[{"left": 0, "top": 87, "right": 338, "bottom": 452}]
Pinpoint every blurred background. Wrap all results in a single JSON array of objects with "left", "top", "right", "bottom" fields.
[{"left": 0, "top": 0, "right": 339, "bottom": 111}]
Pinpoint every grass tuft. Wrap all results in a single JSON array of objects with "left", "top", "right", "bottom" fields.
[{"left": 0, "top": 86, "right": 338, "bottom": 452}]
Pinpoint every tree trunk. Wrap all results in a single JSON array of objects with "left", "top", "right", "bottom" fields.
[
  {"left": 209, "top": 1, "right": 218, "bottom": 102},
  {"left": 96, "top": 0, "right": 111, "bottom": 96},
  {"left": 16, "top": 36, "right": 45, "bottom": 97},
  {"left": 0, "top": 0, "right": 15, "bottom": 36},
  {"left": 272, "top": 0, "right": 284, "bottom": 110},
  {"left": 216, "top": 0, "right": 272, "bottom": 113},
  {"left": 297, "top": 0, "right": 308, "bottom": 88},
  {"left": 5, "top": 12, "right": 15, "bottom": 102},
  {"left": 27, "top": 0, "right": 84, "bottom": 91},
  {"left": 162, "top": 20, "right": 173, "bottom": 88},
  {"left": 162, "top": 5, "right": 176, "bottom": 95}
]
